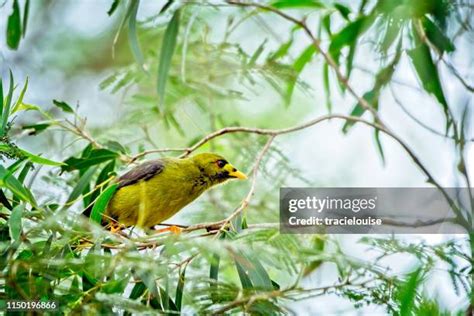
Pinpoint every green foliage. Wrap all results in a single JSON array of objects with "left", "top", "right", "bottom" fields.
[
  {"left": 286, "top": 44, "right": 316, "bottom": 106},
  {"left": 8, "top": 204, "right": 23, "bottom": 241},
  {"left": 52, "top": 99, "right": 74, "bottom": 113},
  {"left": 408, "top": 29, "right": 448, "bottom": 112},
  {"left": 90, "top": 184, "right": 118, "bottom": 224},
  {"left": 157, "top": 8, "right": 181, "bottom": 108},
  {"left": 62, "top": 148, "right": 118, "bottom": 172},
  {"left": 127, "top": 0, "right": 145, "bottom": 71},
  {"left": 6, "top": 0, "right": 21, "bottom": 49},
  {"left": 271, "top": 0, "right": 325, "bottom": 9},
  {"left": 398, "top": 269, "right": 422, "bottom": 315},
  {"left": 0, "top": 0, "right": 472, "bottom": 314}
]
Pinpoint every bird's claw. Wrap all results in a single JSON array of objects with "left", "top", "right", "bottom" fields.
[{"left": 107, "top": 222, "right": 126, "bottom": 234}]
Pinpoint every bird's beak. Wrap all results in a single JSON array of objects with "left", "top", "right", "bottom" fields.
[{"left": 227, "top": 165, "right": 247, "bottom": 180}]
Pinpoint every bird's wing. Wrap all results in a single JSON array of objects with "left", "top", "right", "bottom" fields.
[{"left": 117, "top": 160, "right": 165, "bottom": 189}]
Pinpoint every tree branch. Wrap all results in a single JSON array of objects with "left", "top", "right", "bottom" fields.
[{"left": 223, "top": 0, "right": 470, "bottom": 230}]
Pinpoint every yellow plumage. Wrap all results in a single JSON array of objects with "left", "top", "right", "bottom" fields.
[{"left": 105, "top": 153, "right": 246, "bottom": 228}]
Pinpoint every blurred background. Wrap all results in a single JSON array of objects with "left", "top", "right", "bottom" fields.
[{"left": 1, "top": 0, "right": 473, "bottom": 314}]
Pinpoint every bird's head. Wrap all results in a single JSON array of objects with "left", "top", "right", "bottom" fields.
[{"left": 190, "top": 153, "right": 247, "bottom": 185}]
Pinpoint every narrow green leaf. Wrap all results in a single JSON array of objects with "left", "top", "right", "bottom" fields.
[
  {"left": 0, "top": 76, "right": 3, "bottom": 117},
  {"left": 66, "top": 166, "right": 98, "bottom": 204},
  {"left": 11, "top": 161, "right": 28, "bottom": 206},
  {"left": 6, "top": 0, "right": 21, "bottom": 50},
  {"left": 22, "top": 0, "right": 29, "bottom": 37},
  {"left": 0, "top": 165, "right": 36, "bottom": 206},
  {"left": 10, "top": 102, "right": 40, "bottom": 114},
  {"left": 112, "top": 0, "right": 136, "bottom": 58},
  {"left": 42, "top": 234, "right": 53, "bottom": 255},
  {"left": 99, "top": 72, "right": 119, "bottom": 90},
  {"left": 269, "top": 38, "right": 293, "bottom": 61},
  {"left": 285, "top": 44, "right": 316, "bottom": 106},
  {"left": 8, "top": 204, "right": 24, "bottom": 242},
  {"left": 322, "top": 14, "right": 331, "bottom": 35},
  {"left": 162, "top": 272, "right": 170, "bottom": 312},
  {"left": 129, "top": 282, "right": 147, "bottom": 299},
  {"left": 167, "top": 112, "right": 185, "bottom": 136},
  {"left": 343, "top": 47, "right": 400, "bottom": 133},
  {"left": 0, "top": 190, "right": 13, "bottom": 210},
  {"left": 22, "top": 123, "right": 50, "bottom": 135},
  {"left": 159, "top": 0, "right": 174, "bottom": 14},
  {"left": 157, "top": 9, "right": 180, "bottom": 108},
  {"left": 136, "top": 270, "right": 158, "bottom": 297},
  {"left": 102, "top": 276, "right": 130, "bottom": 294},
  {"left": 234, "top": 251, "right": 273, "bottom": 290},
  {"left": 82, "top": 271, "right": 97, "bottom": 292},
  {"left": 334, "top": 3, "right": 351, "bottom": 20},
  {"left": 329, "top": 15, "right": 374, "bottom": 64},
  {"left": 342, "top": 90, "right": 377, "bottom": 133},
  {"left": 128, "top": 0, "right": 145, "bottom": 71},
  {"left": 407, "top": 39, "right": 448, "bottom": 112},
  {"left": 380, "top": 18, "right": 401, "bottom": 54},
  {"left": 17, "top": 162, "right": 32, "bottom": 184},
  {"left": 210, "top": 234, "right": 224, "bottom": 303},
  {"left": 52, "top": 99, "right": 74, "bottom": 113},
  {"left": 294, "top": 45, "right": 316, "bottom": 72},
  {"left": 70, "top": 276, "right": 80, "bottom": 292},
  {"left": 271, "top": 0, "right": 325, "bottom": 9},
  {"left": 399, "top": 269, "right": 422, "bottom": 316},
  {"left": 374, "top": 129, "right": 385, "bottom": 164},
  {"left": 11, "top": 77, "right": 28, "bottom": 114},
  {"left": 241, "top": 215, "right": 248, "bottom": 229},
  {"left": 62, "top": 148, "right": 118, "bottom": 172},
  {"left": 374, "top": 45, "right": 401, "bottom": 89},
  {"left": 210, "top": 254, "right": 220, "bottom": 282},
  {"left": 175, "top": 266, "right": 186, "bottom": 311},
  {"left": 6, "top": 158, "right": 24, "bottom": 173},
  {"left": 323, "top": 63, "right": 331, "bottom": 112},
  {"left": 248, "top": 39, "right": 267, "bottom": 67},
  {"left": 235, "top": 260, "right": 253, "bottom": 289},
  {"left": 90, "top": 184, "right": 118, "bottom": 224},
  {"left": 158, "top": 287, "right": 178, "bottom": 312},
  {"left": 18, "top": 148, "right": 63, "bottom": 166},
  {"left": 105, "top": 140, "right": 127, "bottom": 154},
  {"left": 81, "top": 143, "right": 94, "bottom": 158},
  {"left": 107, "top": 0, "right": 121, "bottom": 16},
  {"left": 1, "top": 71, "right": 15, "bottom": 136},
  {"left": 88, "top": 159, "right": 116, "bottom": 208},
  {"left": 346, "top": 42, "right": 356, "bottom": 80},
  {"left": 422, "top": 17, "right": 454, "bottom": 54},
  {"left": 459, "top": 105, "right": 469, "bottom": 150}
]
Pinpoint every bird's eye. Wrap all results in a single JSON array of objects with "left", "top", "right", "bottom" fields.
[{"left": 216, "top": 160, "right": 227, "bottom": 168}]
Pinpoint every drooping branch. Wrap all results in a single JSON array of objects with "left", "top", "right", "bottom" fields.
[{"left": 180, "top": 114, "right": 387, "bottom": 158}]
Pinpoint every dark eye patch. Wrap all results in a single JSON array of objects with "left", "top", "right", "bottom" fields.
[{"left": 216, "top": 160, "right": 227, "bottom": 168}]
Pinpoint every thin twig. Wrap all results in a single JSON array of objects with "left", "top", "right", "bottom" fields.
[
  {"left": 390, "top": 86, "right": 452, "bottom": 139},
  {"left": 220, "top": 135, "right": 275, "bottom": 231},
  {"left": 179, "top": 114, "right": 387, "bottom": 158},
  {"left": 130, "top": 148, "right": 189, "bottom": 163}
]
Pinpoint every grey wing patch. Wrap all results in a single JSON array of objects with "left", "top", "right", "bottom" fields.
[{"left": 117, "top": 160, "right": 165, "bottom": 189}]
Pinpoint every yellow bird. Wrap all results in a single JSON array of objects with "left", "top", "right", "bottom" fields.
[{"left": 104, "top": 153, "right": 247, "bottom": 232}]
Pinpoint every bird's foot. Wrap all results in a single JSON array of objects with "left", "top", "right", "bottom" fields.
[
  {"left": 153, "top": 225, "right": 183, "bottom": 235},
  {"left": 107, "top": 222, "right": 127, "bottom": 234}
]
